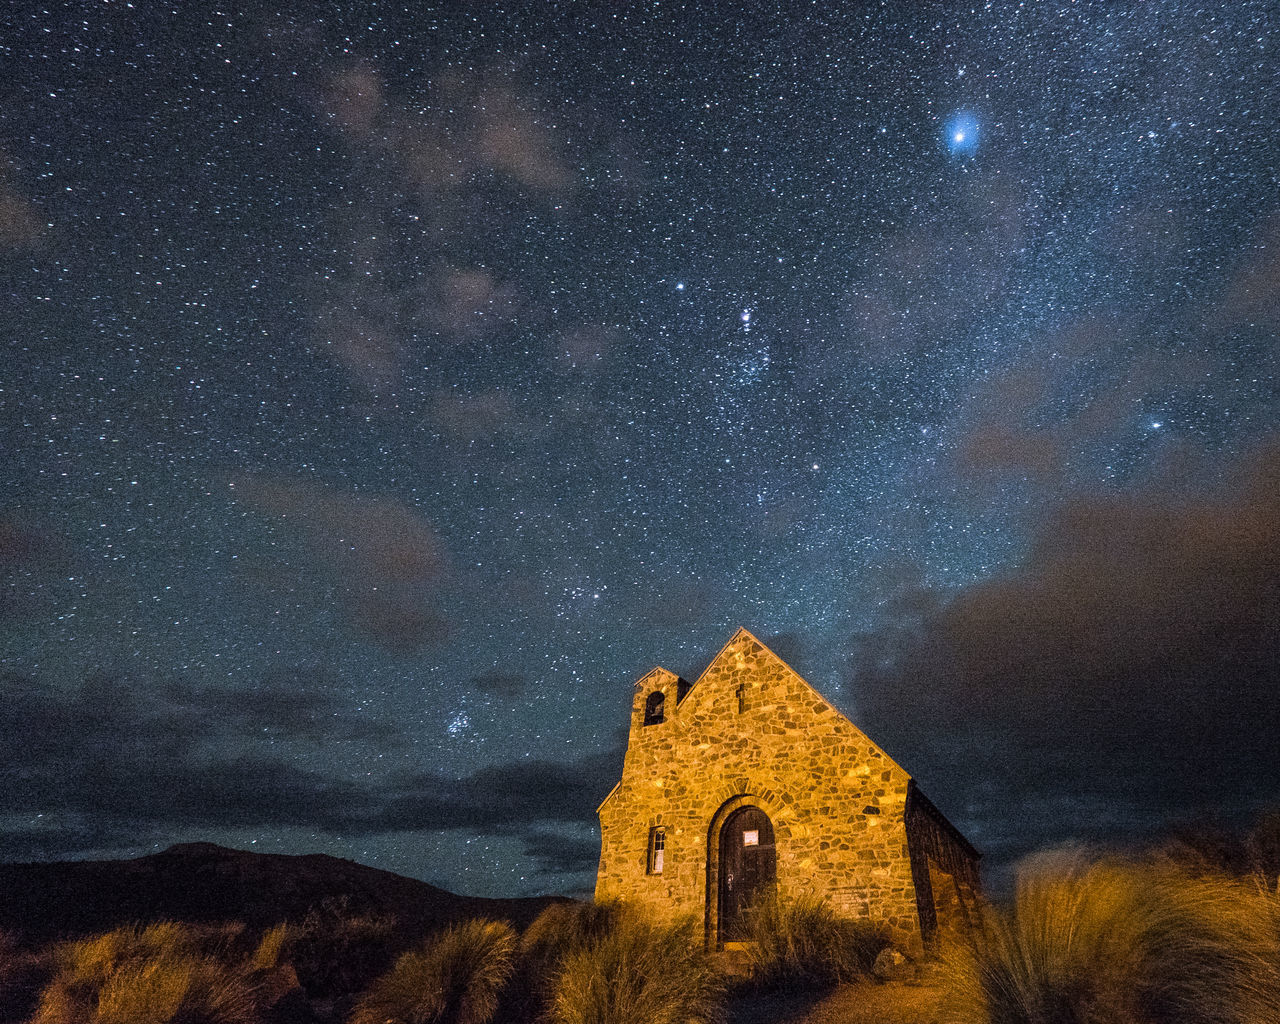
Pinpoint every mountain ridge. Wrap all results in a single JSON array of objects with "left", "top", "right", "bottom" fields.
[{"left": 0, "top": 842, "right": 567, "bottom": 945}]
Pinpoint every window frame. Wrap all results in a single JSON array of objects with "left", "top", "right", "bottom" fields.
[{"left": 647, "top": 826, "right": 666, "bottom": 874}]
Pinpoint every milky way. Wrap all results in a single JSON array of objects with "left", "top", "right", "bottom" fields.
[{"left": 3, "top": 2, "right": 1278, "bottom": 896}]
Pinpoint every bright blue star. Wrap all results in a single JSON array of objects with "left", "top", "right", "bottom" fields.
[{"left": 944, "top": 110, "right": 981, "bottom": 157}]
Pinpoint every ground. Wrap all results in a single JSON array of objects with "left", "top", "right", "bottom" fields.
[{"left": 725, "top": 980, "right": 947, "bottom": 1024}]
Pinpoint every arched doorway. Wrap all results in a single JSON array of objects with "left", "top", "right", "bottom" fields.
[{"left": 717, "top": 805, "right": 776, "bottom": 942}]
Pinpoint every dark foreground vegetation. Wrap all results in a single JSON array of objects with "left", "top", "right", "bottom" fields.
[
  {"left": 0, "top": 896, "right": 882, "bottom": 1024},
  {"left": 944, "top": 812, "right": 1280, "bottom": 1024},
  {"left": 0, "top": 885, "right": 892, "bottom": 1024},
  {"left": 946, "top": 852, "right": 1280, "bottom": 1024}
]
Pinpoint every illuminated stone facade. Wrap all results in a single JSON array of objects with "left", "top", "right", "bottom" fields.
[{"left": 595, "top": 628, "right": 979, "bottom": 954}]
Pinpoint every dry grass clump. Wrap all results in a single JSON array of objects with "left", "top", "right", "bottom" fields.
[
  {"left": 247, "top": 923, "right": 289, "bottom": 973},
  {"left": 520, "top": 899, "right": 621, "bottom": 967},
  {"left": 502, "top": 899, "right": 623, "bottom": 1022},
  {"left": 347, "top": 917, "right": 516, "bottom": 1024},
  {"left": 738, "top": 894, "right": 889, "bottom": 990},
  {"left": 547, "top": 912, "right": 724, "bottom": 1024},
  {"left": 944, "top": 848, "right": 1280, "bottom": 1024},
  {"left": 94, "top": 955, "right": 259, "bottom": 1024},
  {"left": 59, "top": 921, "right": 198, "bottom": 980},
  {"left": 30, "top": 921, "right": 259, "bottom": 1024}
]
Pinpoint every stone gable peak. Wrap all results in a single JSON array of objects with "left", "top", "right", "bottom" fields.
[
  {"left": 632, "top": 665, "right": 680, "bottom": 690},
  {"left": 682, "top": 627, "right": 910, "bottom": 778},
  {"left": 689, "top": 626, "right": 830, "bottom": 708}
]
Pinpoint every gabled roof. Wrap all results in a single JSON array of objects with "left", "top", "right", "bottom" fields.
[
  {"left": 680, "top": 626, "right": 912, "bottom": 779},
  {"left": 596, "top": 628, "right": 977, "bottom": 863},
  {"left": 597, "top": 627, "right": 911, "bottom": 814}
]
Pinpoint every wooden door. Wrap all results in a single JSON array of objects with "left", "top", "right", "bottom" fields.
[{"left": 718, "top": 805, "right": 776, "bottom": 941}]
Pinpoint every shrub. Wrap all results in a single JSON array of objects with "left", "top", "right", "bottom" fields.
[
  {"left": 0, "top": 927, "right": 50, "bottom": 1023},
  {"left": 283, "top": 899, "right": 400, "bottom": 1004},
  {"left": 737, "top": 894, "right": 888, "bottom": 991},
  {"left": 1247, "top": 810, "right": 1280, "bottom": 886},
  {"left": 348, "top": 918, "right": 517, "bottom": 1024},
  {"left": 944, "top": 848, "right": 1280, "bottom": 1024},
  {"left": 548, "top": 913, "right": 724, "bottom": 1024},
  {"left": 29, "top": 922, "right": 260, "bottom": 1024}
]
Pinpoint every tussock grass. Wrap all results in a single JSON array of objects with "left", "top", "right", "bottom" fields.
[
  {"left": 30, "top": 921, "right": 259, "bottom": 1024},
  {"left": 248, "top": 923, "right": 289, "bottom": 973},
  {"left": 738, "top": 894, "right": 889, "bottom": 991},
  {"left": 521, "top": 899, "right": 621, "bottom": 965},
  {"left": 347, "top": 917, "right": 516, "bottom": 1024},
  {"left": 944, "top": 848, "right": 1280, "bottom": 1024},
  {"left": 548, "top": 913, "right": 724, "bottom": 1024},
  {"left": 502, "top": 899, "right": 623, "bottom": 1023},
  {"left": 94, "top": 954, "right": 258, "bottom": 1024},
  {"left": 57, "top": 921, "right": 199, "bottom": 981}
]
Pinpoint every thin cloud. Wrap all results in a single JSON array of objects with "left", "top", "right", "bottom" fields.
[
  {"left": 227, "top": 475, "right": 452, "bottom": 652},
  {"left": 374, "top": 750, "right": 623, "bottom": 832},
  {"left": 306, "top": 65, "right": 574, "bottom": 397},
  {"left": 429, "top": 390, "right": 534, "bottom": 442},
  {"left": 470, "top": 671, "right": 527, "bottom": 698},
  {"left": 0, "top": 155, "right": 43, "bottom": 248},
  {"left": 520, "top": 828, "right": 601, "bottom": 877},
  {"left": 1216, "top": 212, "right": 1280, "bottom": 329},
  {"left": 950, "top": 318, "right": 1223, "bottom": 491}
]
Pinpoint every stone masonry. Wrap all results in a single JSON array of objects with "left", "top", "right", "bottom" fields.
[{"left": 595, "top": 628, "right": 979, "bottom": 953}]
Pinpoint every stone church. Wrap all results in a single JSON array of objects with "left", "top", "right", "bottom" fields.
[{"left": 595, "top": 628, "right": 979, "bottom": 953}]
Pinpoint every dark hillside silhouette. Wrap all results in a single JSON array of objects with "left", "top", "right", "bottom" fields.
[{"left": 0, "top": 843, "right": 564, "bottom": 945}]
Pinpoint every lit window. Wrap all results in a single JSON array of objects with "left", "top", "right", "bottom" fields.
[
  {"left": 648, "top": 827, "right": 665, "bottom": 874},
  {"left": 643, "top": 690, "right": 665, "bottom": 725}
]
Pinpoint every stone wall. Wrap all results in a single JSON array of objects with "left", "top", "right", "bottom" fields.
[
  {"left": 596, "top": 629, "right": 937, "bottom": 952},
  {"left": 904, "top": 783, "right": 982, "bottom": 947}
]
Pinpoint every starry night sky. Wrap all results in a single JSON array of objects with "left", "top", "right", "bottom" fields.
[{"left": 3, "top": 2, "right": 1279, "bottom": 898}]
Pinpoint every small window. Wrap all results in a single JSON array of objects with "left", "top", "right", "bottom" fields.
[
  {"left": 643, "top": 690, "right": 665, "bottom": 725},
  {"left": 648, "top": 827, "right": 665, "bottom": 874}
]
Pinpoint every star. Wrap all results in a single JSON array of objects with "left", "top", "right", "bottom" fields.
[{"left": 944, "top": 110, "right": 981, "bottom": 157}]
